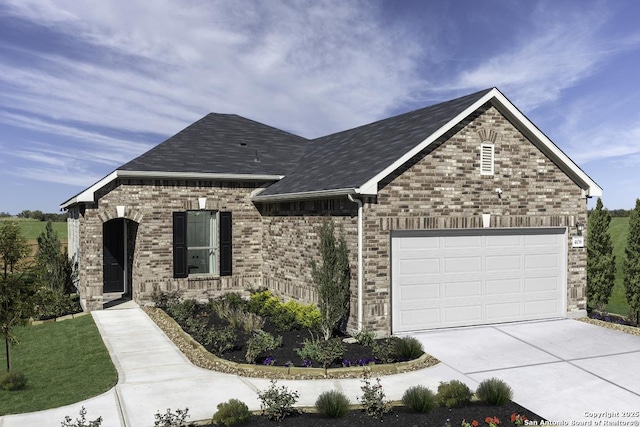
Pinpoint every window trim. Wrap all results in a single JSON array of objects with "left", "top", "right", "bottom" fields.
[
  {"left": 480, "top": 142, "right": 495, "bottom": 175},
  {"left": 186, "top": 210, "right": 217, "bottom": 276}
]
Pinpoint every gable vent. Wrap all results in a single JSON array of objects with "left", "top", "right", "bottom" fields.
[{"left": 480, "top": 143, "right": 494, "bottom": 175}]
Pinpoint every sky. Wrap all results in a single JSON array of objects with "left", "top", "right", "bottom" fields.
[{"left": 1, "top": 0, "right": 639, "bottom": 215}]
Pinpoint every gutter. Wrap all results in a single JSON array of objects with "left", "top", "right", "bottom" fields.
[
  {"left": 348, "top": 194, "right": 364, "bottom": 331},
  {"left": 252, "top": 187, "right": 363, "bottom": 202}
]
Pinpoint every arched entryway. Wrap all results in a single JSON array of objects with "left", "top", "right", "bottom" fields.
[{"left": 103, "top": 218, "right": 138, "bottom": 303}]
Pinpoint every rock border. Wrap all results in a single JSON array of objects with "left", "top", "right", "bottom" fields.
[
  {"left": 144, "top": 307, "right": 439, "bottom": 379},
  {"left": 576, "top": 316, "right": 640, "bottom": 337}
]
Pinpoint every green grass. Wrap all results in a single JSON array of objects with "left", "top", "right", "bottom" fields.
[
  {"left": 0, "top": 315, "right": 118, "bottom": 415},
  {"left": 0, "top": 218, "right": 67, "bottom": 241},
  {"left": 605, "top": 217, "right": 630, "bottom": 316}
]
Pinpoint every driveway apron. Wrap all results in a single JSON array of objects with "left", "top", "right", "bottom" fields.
[{"left": 412, "top": 319, "right": 640, "bottom": 422}]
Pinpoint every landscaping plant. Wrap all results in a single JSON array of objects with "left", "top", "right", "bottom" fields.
[
  {"left": 623, "top": 198, "right": 640, "bottom": 324},
  {"left": 153, "top": 407, "right": 190, "bottom": 427},
  {"left": 295, "top": 336, "right": 345, "bottom": 368},
  {"left": 36, "top": 221, "right": 77, "bottom": 295},
  {"left": 475, "top": 377, "right": 513, "bottom": 405},
  {"left": 315, "top": 390, "right": 350, "bottom": 418},
  {"left": 0, "top": 370, "right": 27, "bottom": 391},
  {"left": 587, "top": 198, "right": 616, "bottom": 311},
  {"left": 61, "top": 406, "right": 103, "bottom": 427},
  {"left": 257, "top": 380, "right": 300, "bottom": 422},
  {"left": 358, "top": 370, "right": 391, "bottom": 418},
  {"left": 395, "top": 336, "right": 424, "bottom": 360},
  {"left": 212, "top": 398, "right": 251, "bottom": 426},
  {"left": 371, "top": 337, "right": 400, "bottom": 363},
  {"left": 436, "top": 380, "right": 473, "bottom": 408},
  {"left": 401, "top": 385, "right": 436, "bottom": 413},
  {"left": 245, "top": 330, "right": 282, "bottom": 363},
  {"left": 311, "top": 219, "right": 350, "bottom": 340}
]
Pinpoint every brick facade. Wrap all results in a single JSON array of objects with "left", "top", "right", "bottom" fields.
[{"left": 73, "top": 104, "right": 587, "bottom": 335}]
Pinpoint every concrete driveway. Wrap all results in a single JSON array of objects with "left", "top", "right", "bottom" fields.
[{"left": 411, "top": 319, "right": 640, "bottom": 422}]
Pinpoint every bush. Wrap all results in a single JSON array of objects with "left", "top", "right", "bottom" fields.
[
  {"left": 32, "top": 287, "right": 81, "bottom": 320},
  {"left": 436, "top": 380, "right": 473, "bottom": 408},
  {"left": 395, "top": 336, "right": 424, "bottom": 360},
  {"left": 166, "top": 299, "right": 199, "bottom": 324},
  {"left": 315, "top": 390, "right": 350, "bottom": 418},
  {"left": 475, "top": 377, "right": 513, "bottom": 405},
  {"left": 247, "top": 290, "right": 320, "bottom": 331},
  {"left": 0, "top": 370, "right": 27, "bottom": 391},
  {"left": 354, "top": 329, "right": 376, "bottom": 347},
  {"left": 61, "top": 407, "right": 102, "bottom": 427},
  {"left": 295, "top": 336, "right": 345, "bottom": 368},
  {"left": 402, "top": 385, "right": 436, "bottom": 413},
  {"left": 212, "top": 399, "right": 251, "bottom": 426},
  {"left": 257, "top": 380, "right": 300, "bottom": 422},
  {"left": 358, "top": 371, "right": 391, "bottom": 418},
  {"left": 154, "top": 407, "right": 190, "bottom": 426},
  {"left": 245, "top": 330, "right": 282, "bottom": 363},
  {"left": 151, "top": 288, "right": 182, "bottom": 311},
  {"left": 246, "top": 290, "right": 279, "bottom": 317},
  {"left": 372, "top": 337, "right": 400, "bottom": 363}
]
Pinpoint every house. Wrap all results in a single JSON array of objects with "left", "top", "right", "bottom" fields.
[{"left": 61, "top": 87, "right": 602, "bottom": 334}]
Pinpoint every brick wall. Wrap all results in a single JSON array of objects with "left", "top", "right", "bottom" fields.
[
  {"left": 77, "top": 179, "right": 265, "bottom": 310},
  {"left": 362, "top": 105, "right": 587, "bottom": 333}
]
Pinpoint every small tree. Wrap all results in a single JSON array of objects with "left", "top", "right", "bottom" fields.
[
  {"left": 0, "top": 222, "right": 36, "bottom": 372},
  {"left": 311, "top": 219, "right": 350, "bottom": 340},
  {"left": 623, "top": 199, "right": 640, "bottom": 324},
  {"left": 586, "top": 198, "right": 616, "bottom": 312},
  {"left": 36, "top": 221, "right": 76, "bottom": 294}
]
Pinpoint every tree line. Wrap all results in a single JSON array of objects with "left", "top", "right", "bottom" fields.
[
  {"left": 0, "top": 210, "right": 67, "bottom": 222},
  {"left": 587, "top": 198, "right": 640, "bottom": 323}
]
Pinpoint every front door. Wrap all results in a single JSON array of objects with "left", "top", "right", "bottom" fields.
[{"left": 103, "top": 219, "right": 125, "bottom": 293}]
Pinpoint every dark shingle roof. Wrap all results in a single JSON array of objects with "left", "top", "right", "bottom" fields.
[
  {"left": 118, "top": 113, "right": 309, "bottom": 176},
  {"left": 258, "top": 88, "right": 492, "bottom": 196}
]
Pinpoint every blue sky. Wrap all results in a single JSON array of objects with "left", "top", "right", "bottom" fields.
[{"left": 1, "top": 0, "right": 639, "bottom": 215}]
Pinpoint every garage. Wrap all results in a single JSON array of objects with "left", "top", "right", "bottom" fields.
[{"left": 391, "top": 228, "right": 567, "bottom": 332}]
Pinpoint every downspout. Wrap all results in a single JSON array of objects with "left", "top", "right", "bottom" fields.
[{"left": 348, "top": 194, "right": 364, "bottom": 331}]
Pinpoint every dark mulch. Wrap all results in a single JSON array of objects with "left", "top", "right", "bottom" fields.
[
  {"left": 198, "top": 401, "right": 543, "bottom": 426},
  {"left": 183, "top": 307, "right": 380, "bottom": 369}
]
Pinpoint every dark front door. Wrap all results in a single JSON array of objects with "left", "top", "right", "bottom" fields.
[{"left": 103, "top": 219, "right": 125, "bottom": 293}]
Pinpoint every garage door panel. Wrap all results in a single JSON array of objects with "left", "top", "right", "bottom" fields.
[
  {"left": 486, "top": 254, "right": 521, "bottom": 271},
  {"left": 392, "top": 228, "right": 567, "bottom": 332},
  {"left": 486, "top": 278, "right": 521, "bottom": 295},
  {"left": 444, "top": 256, "right": 482, "bottom": 273},
  {"left": 398, "top": 258, "right": 440, "bottom": 276},
  {"left": 444, "top": 280, "right": 482, "bottom": 298}
]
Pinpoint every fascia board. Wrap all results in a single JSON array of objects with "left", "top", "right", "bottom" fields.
[
  {"left": 252, "top": 188, "right": 358, "bottom": 202},
  {"left": 489, "top": 90, "right": 602, "bottom": 197}
]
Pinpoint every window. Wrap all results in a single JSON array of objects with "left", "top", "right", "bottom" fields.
[
  {"left": 480, "top": 143, "right": 494, "bottom": 175},
  {"left": 173, "top": 211, "right": 232, "bottom": 278},
  {"left": 187, "top": 211, "right": 216, "bottom": 275}
]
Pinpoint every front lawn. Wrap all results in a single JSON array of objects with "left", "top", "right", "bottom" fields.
[{"left": 0, "top": 314, "right": 118, "bottom": 415}]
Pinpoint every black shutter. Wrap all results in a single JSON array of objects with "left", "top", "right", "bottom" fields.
[
  {"left": 219, "top": 211, "right": 232, "bottom": 276},
  {"left": 173, "top": 212, "right": 188, "bottom": 278}
]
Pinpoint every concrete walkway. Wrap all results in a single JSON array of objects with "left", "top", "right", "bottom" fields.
[{"left": 0, "top": 305, "right": 463, "bottom": 427}]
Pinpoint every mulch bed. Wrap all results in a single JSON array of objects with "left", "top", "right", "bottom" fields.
[{"left": 197, "top": 401, "right": 543, "bottom": 426}]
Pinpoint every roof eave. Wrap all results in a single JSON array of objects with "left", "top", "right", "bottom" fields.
[
  {"left": 60, "top": 170, "right": 284, "bottom": 209},
  {"left": 252, "top": 187, "right": 371, "bottom": 202}
]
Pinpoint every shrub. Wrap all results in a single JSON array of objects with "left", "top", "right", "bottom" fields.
[
  {"left": 354, "top": 329, "right": 376, "bottom": 347},
  {"left": 402, "top": 385, "right": 436, "bottom": 413},
  {"left": 476, "top": 377, "right": 513, "bottom": 405},
  {"left": 257, "top": 380, "right": 300, "bottom": 422},
  {"left": 245, "top": 330, "right": 282, "bottom": 363},
  {"left": 204, "top": 327, "right": 238, "bottom": 355},
  {"left": 358, "top": 370, "right": 391, "bottom": 418},
  {"left": 436, "top": 380, "right": 473, "bottom": 408},
  {"left": 151, "top": 288, "right": 182, "bottom": 311},
  {"left": 0, "top": 370, "right": 27, "bottom": 391},
  {"left": 315, "top": 390, "right": 350, "bottom": 418},
  {"left": 166, "top": 299, "right": 199, "bottom": 324},
  {"left": 372, "top": 337, "right": 400, "bottom": 363},
  {"left": 587, "top": 198, "right": 616, "bottom": 311},
  {"left": 33, "top": 287, "right": 81, "bottom": 320},
  {"left": 246, "top": 290, "right": 279, "bottom": 317},
  {"left": 212, "top": 398, "right": 251, "bottom": 426},
  {"left": 270, "top": 303, "right": 297, "bottom": 331},
  {"left": 153, "top": 407, "right": 190, "bottom": 427},
  {"left": 395, "top": 336, "right": 424, "bottom": 360},
  {"left": 295, "top": 337, "right": 345, "bottom": 368},
  {"left": 241, "top": 312, "right": 265, "bottom": 333},
  {"left": 61, "top": 406, "right": 103, "bottom": 427}
]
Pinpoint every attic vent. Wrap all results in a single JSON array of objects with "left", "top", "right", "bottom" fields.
[{"left": 480, "top": 143, "right": 494, "bottom": 175}]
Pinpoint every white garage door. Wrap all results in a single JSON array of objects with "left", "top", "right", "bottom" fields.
[{"left": 391, "top": 228, "right": 567, "bottom": 332}]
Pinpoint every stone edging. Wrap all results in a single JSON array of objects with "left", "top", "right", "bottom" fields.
[
  {"left": 143, "top": 307, "right": 439, "bottom": 379},
  {"left": 29, "top": 311, "right": 90, "bottom": 326},
  {"left": 576, "top": 317, "right": 640, "bottom": 336}
]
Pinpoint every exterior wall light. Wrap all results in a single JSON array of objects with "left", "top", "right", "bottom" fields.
[{"left": 576, "top": 222, "right": 585, "bottom": 235}]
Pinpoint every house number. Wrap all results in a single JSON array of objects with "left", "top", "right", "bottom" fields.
[{"left": 572, "top": 236, "right": 584, "bottom": 248}]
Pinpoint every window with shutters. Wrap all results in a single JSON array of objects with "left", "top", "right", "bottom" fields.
[
  {"left": 173, "top": 210, "right": 232, "bottom": 278},
  {"left": 187, "top": 211, "right": 216, "bottom": 275},
  {"left": 480, "top": 143, "right": 494, "bottom": 175}
]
